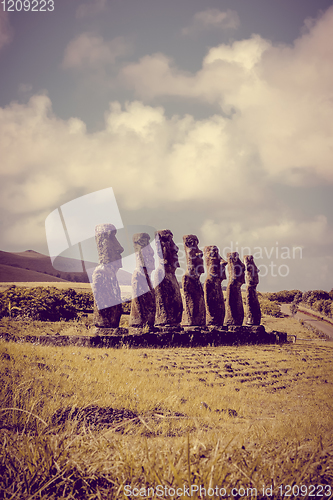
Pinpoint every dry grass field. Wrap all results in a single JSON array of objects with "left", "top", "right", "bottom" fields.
[
  {"left": 0, "top": 281, "right": 93, "bottom": 292},
  {"left": 1, "top": 313, "right": 333, "bottom": 498},
  {"left": 0, "top": 311, "right": 322, "bottom": 339}
]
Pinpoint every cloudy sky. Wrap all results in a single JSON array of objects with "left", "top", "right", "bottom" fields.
[{"left": 0, "top": 0, "right": 333, "bottom": 291}]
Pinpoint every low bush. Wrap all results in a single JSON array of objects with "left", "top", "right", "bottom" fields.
[
  {"left": 302, "top": 290, "right": 333, "bottom": 318},
  {"left": 0, "top": 286, "right": 94, "bottom": 322},
  {"left": 258, "top": 297, "right": 281, "bottom": 317},
  {"left": 265, "top": 290, "right": 302, "bottom": 303},
  {"left": 302, "top": 290, "right": 330, "bottom": 305}
]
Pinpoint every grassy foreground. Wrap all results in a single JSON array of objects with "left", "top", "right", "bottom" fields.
[{"left": 1, "top": 314, "right": 333, "bottom": 499}]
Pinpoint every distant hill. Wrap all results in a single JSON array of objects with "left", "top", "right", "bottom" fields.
[
  {"left": 0, "top": 250, "right": 132, "bottom": 285},
  {"left": 0, "top": 263, "right": 67, "bottom": 283}
]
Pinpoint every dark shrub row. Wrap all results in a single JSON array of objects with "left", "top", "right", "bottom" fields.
[
  {"left": 265, "top": 290, "right": 302, "bottom": 303},
  {"left": 0, "top": 286, "right": 132, "bottom": 322},
  {"left": 0, "top": 286, "right": 94, "bottom": 321}
]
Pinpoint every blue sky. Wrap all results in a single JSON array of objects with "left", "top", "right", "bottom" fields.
[{"left": 0, "top": 0, "right": 333, "bottom": 291}]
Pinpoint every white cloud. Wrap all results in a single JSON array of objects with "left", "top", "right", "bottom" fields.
[
  {"left": 119, "top": 35, "right": 272, "bottom": 104},
  {"left": 203, "top": 35, "right": 269, "bottom": 69},
  {"left": 76, "top": 0, "right": 107, "bottom": 19},
  {"left": 120, "top": 7, "right": 333, "bottom": 187},
  {"left": 62, "top": 33, "right": 130, "bottom": 70},
  {"left": 0, "top": 93, "right": 332, "bottom": 290},
  {"left": 0, "top": 10, "right": 13, "bottom": 51},
  {"left": 182, "top": 8, "right": 240, "bottom": 35},
  {"left": 0, "top": 95, "right": 265, "bottom": 243}
]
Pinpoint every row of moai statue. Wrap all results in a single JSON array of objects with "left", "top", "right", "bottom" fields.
[{"left": 92, "top": 224, "right": 261, "bottom": 333}]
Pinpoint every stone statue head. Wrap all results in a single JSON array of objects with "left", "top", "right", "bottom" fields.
[
  {"left": 204, "top": 245, "right": 227, "bottom": 280},
  {"left": 133, "top": 233, "right": 155, "bottom": 272},
  {"left": 183, "top": 234, "right": 204, "bottom": 278},
  {"left": 95, "top": 224, "right": 124, "bottom": 270},
  {"left": 155, "top": 229, "right": 180, "bottom": 272},
  {"left": 227, "top": 251, "right": 245, "bottom": 285},
  {"left": 244, "top": 255, "right": 259, "bottom": 286}
]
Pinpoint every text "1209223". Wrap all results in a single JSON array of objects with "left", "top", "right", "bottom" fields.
[{"left": 1, "top": 0, "right": 54, "bottom": 11}]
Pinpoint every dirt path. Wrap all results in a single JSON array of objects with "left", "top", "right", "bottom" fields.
[{"left": 280, "top": 304, "right": 333, "bottom": 340}]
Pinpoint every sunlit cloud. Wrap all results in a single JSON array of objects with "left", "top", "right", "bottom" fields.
[{"left": 120, "top": 7, "right": 333, "bottom": 187}]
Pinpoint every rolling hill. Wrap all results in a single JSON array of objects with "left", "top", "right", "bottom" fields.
[
  {"left": 0, "top": 250, "right": 132, "bottom": 285},
  {"left": 0, "top": 263, "right": 67, "bottom": 283}
]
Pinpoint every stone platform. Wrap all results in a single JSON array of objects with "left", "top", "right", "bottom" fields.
[{"left": 1, "top": 326, "right": 287, "bottom": 349}]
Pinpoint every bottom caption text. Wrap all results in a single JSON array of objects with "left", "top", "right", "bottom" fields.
[{"left": 123, "top": 484, "right": 332, "bottom": 497}]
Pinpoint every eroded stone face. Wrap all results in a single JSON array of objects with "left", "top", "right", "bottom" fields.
[
  {"left": 224, "top": 252, "right": 245, "bottom": 326},
  {"left": 203, "top": 246, "right": 227, "bottom": 327},
  {"left": 132, "top": 233, "right": 155, "bottom": 272},
  {"left": 92, "top": 224, "right": 124, "bottom": 330},
  {"left": 244, "top": 254, "right": 259, "bottom": 287},
  {"left": 244, "top": 255, "right": 261, "bottom": 326},
  {"left": 154, "top": 230, "right": 183, "bottom": 327},
  {"left": 155, "top": 229, "right": 180, "bottom": 272},
  {"left": 95, "top": 224, "right": 124, "bottom": 269},
  {"left": 181, "top": 234, "right": 205, "bottom": 327},
  {"left": 183, "top": 234, "right": 204, "bottom": 278},
  {"left": 129, "top": 233, "right": 156, "bottom": 328},
  {"left": 227, "top": 251, "right": 245, "bottom": 286},
  {"left": 204, "top": 245, "right": 227, "bottom": 280}
]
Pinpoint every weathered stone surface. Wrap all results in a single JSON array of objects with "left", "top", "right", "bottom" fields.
[
  {"left": 244, "top": 255, "right": 261, "bottom": 325},
  {"left": 203, "top": 245, "right": 227, "bottom": 327},
  {"left": 154, "top": 230, "right": 183, "bottom": 327},
  {"left": 224, "top": 252, "right": 245, "bottom": 326},
  {"left": 226, "top": 325, "right": 265, "bottom": 335},
  {"left": 181, "top": 234, "right": 206, "bottom": 327},
  {"left": 154, "top": 325, "right": 181, "bottom": 334},
  {"left": 128, "top": 326, "right": 158, "bottom": 335},
  {"left": 93, "top": 327, "right": 128, "bottom": 336},
  {"left": 92, "top": 224, "right": 123, "bottom": 329},
  {"left": 1, "top": 325, "right": 285, "bottom": 349},
  {"left": 129, "top": 233, "right": 156, "bottom": 328}
]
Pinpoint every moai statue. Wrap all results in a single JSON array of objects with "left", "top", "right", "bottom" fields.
[
  {"left": 181, "top": 234, "right": 206, "bottom": 327},
  {"left": 154, "top": 230, "right": 183, "bottom": 327},
  {"left": 129, "top": 233, "right": 156, "bottom": 329},
  {"left": 203, "top": 246, "right": 227, "bottom": 327},
  {"left": 244, "top": 255, "right": 261, "bottom": 325},
  {"left": 224, "top": 252, "right": 245, "bottom": 326},
  {"left": 92, "top": 224, "right": 124, "bottom": 332}
]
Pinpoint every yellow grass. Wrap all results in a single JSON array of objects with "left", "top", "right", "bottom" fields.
[
  {"left": 261, "top": 314, "right": 321, "bottom": 339},
  {"left": 2, "top": 336, "right": 331, "bottom": 427},
  {"left": 0, "top": 281, "right": 92, "bottom": 292},
  {"left": 1, "top": 327, "right": 333, "bottom": 498},
  {"left": 1, "top": 289, "right": 333, "bottom": 498}
]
